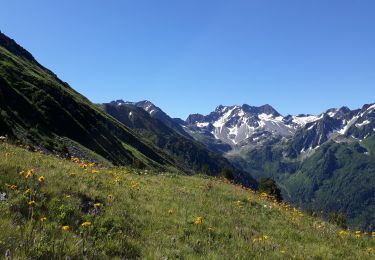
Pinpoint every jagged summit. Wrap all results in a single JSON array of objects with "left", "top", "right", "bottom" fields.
[
  {"left": 183, "top": 104, "right": 318, "bottom": 146},
  {"left": 182, "top": 102, "right": 375, "bottom": 151},
  {"left": 108, "top": 99, "right": 192, "bottom": 139},
  {"left": 110, "top": 99, "right": 126, "bottom": 106}
]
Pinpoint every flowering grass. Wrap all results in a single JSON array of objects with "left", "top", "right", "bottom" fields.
[{"left": 0, "top": 142, "right": 375, "bottom": 259}]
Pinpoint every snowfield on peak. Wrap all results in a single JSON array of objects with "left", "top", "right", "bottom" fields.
[
  {"left": 182, "top": 103, "right": 375, "bottom": 152},
  {"left": 355, "top": 120, "right": 371, "bottom": 128},
  {"left": 292, "top": 115, "right": 319, "bottom": 126},
  {"left": 184, "top": 104, "right": 322, "bottom": 146}
]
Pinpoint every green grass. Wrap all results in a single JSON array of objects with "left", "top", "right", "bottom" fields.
[{"left": 0, "top": 142, "right": 374, "bottom": 259}]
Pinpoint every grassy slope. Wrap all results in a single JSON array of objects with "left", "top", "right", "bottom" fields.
[
  {"left": 0, "top": 36, "right": 173, "bottom": 169},
  {"left": 0, "top": 142, "right": 374, "bottom": 259}
]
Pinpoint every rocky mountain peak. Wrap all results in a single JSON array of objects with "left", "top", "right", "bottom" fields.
[
  {"left": 110, "top": 99, "right": 126, "bottom": 106},
  {"left": 186, "top": 114, "right": 205, "bottom": 124}
]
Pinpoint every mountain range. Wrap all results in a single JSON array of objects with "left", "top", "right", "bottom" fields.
[
  {"left": 181, "top": 103, "right": 375, "bottom": 153},
  {"left": 0, "top": 30, "right": 374, "bottom": 230},
  {"left": 112, "top": 100, "right": 374, "bottom": 230}
]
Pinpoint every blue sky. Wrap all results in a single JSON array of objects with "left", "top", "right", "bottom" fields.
[{"left": 1, "top": 0, "right": 374, "bottom": 119}]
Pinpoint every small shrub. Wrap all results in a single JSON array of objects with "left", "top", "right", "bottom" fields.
[
  {"left": 328, "top": 212, "right": 347, "bottom": 229},
  {"left": 258, "top": 177, "right": 282, "bottom": 202},
  {"left": 219, "top": 167, "right": 235, "bottom": 181}
]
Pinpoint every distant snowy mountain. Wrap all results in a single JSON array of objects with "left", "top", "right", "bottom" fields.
[
  {"left": 289, "top": 103, "right": 375, "bottom": 154},
  {"left": 180, "top": 103, "right": 375, "bottom": 156},
  {"left": 183, "top": 104, "right": 319, "bottom": 148},
  {"left": 116, "top": 100, "right": 375, "bottom": 157}
]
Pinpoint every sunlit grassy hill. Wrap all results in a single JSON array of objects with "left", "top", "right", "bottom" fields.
[
  {"left": 0, "top": 142, "right": 374, "bottom": 259},
  {"left": 0, "top": 31, "right": 175, "bottom": 169}
]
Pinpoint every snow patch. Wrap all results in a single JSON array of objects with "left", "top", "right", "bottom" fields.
[
  {"left": 144, "top": 103, "right": 153, "bottom": 111},
  {"left": 307, "top": 124, "right": 315, "bottom": 130},
  {"left": 213, "top": 107, "right": 236, "bottom": 128},
  {"left": 328, "top": 111, "right": 337, "bottom": 117},
  {"left": 338, "top": 116, "right": 359, "bottom": 135},
  {"left": 258, "top": 113, "right": 273, "bottom": 121},
  {"left": 228, "top": 126, "right": 238, "bottom": 136},
  {"left": 196, "top": 122, "right": 209, "bottom": 128},
  {"left": 355, "top": 120, "right": 370, "bottom": 128},
  {"left": 292, "top": 115, "right": 319, "bottom": 126},
  {"left": 367, "top": 104, "right": 375, "bottom": 111}
]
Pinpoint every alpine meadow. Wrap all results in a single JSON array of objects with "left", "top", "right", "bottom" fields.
[{"left": 1, "top": 1, "right": 375, "bottom": 259}]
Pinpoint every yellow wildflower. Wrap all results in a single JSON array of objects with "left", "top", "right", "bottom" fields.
[
  {"left": 131, "top": 181, "right": 140, "bottom": 189},
  {"left": 91, "top": 169, "right": 99, "bottom": 174},
  {"left": 253, "top": 235, "right": 269, "bottom": 243},
  {"left": 40, "top": 217, "right": 47, "bottom": 223},
  {"left": 108, "top": 194, "right": 114, "bottom": 200},
  {"left": 168, "top": 209, "right": 173, "bottom": 215},
  {"left": 115, "top": 176, "right": 121, "bottom": 183},
  {"left": 81, "top": 221, "right": 92, "bottom": 228},
  {"left": 194, "top": 216, "right": 203, "bottom": 225},
  {"left": 94, "top": 203, "right": 102, "bottom": 207},
  {"left": 25, "top": 170, "right": 33, "bottom": 179},
  {"left": 38, "top": 176, "right": 45, "bottom": 183},
  {"left": 71, "top": 156, "right": 80, "bottom": 163},
  {"left": 28, "top": 200, "right": 36, "bottom": 206},
  {"left": 62, "top": 225, "right": 70, "bottom": 231},
  {"left": 234, "top": 200, "right": 244, "bottom": 208},
  {"left": 339, "top": 230, "right": 349, "bottom": 236}
]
